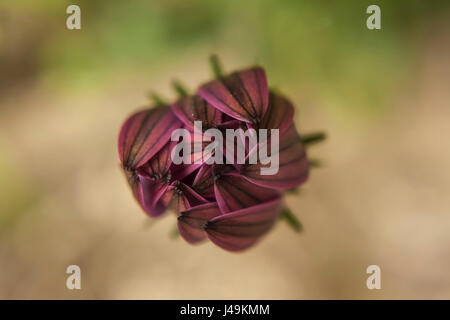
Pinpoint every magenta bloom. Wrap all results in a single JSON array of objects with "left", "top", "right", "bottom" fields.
[{"left": 118, "top": 64, "right": 310, "bottom": 251}]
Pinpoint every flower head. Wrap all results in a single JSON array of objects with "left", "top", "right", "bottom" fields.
[{"left": 118, "top": 57, "right": 318, "bottom": 252}]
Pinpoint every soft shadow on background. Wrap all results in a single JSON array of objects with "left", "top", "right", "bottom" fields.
[{"left": 1, "top": 0, "right": 450, "bottom": 299}]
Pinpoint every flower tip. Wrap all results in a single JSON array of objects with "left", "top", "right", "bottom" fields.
[
  {"left": 171, "top": 79, "right": 189, "bottom": 98},
  {"left": 148, "top": 92, "right": 167, "bottom": 106},
  {"left": 301, "top": 131, "right": 327, "bottom": 146}
]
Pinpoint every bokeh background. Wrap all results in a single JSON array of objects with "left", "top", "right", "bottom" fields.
[{"left": 1, "top": 0, "right": 450, "bottom": 299}]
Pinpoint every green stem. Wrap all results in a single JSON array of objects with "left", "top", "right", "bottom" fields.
[
  {"left": 308, "top": 159, "right": 322, "bottom": 168},
  {"left": 170, "top": 224, "right": 179, "bottom": 239},
  {"left": 150, "top": 92, "right": 166, "bottom": 106},
  {"left": 209, "top": 54, "right": 223, "bottom": 78},
  {"left": 280, "top": 207, "right": 303, "bottom": 232},
  {"left": 301, "top": 132, "right": 326, "bottom": 146},
  {"left": 172, "top": 79, "right": 188, "bottom": 98}
]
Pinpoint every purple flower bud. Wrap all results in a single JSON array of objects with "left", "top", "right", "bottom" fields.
[{"left": 118, "top": 65, "right": 311, "bottom": 252}]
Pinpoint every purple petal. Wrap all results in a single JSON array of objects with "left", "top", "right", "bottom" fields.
[
  {"left": 118, "top": 106, "right": 181, "bottom": 169},
  {"left": 169, "top": 131, "right": 207, "bottom": 181},
  {"left": 171, "top": 95, "right": 222, "bottom": 131},
  {"left": 122, "top": 170, "right": 167, "bottom": 217},
  {"left": 170, "top": 163, "right": 203, "bottom": 181},
  {"left": 260, "top": 92, "right": 295, "bottom": 134},
  {"left": 192, "top": 164, "right": 215, "bottom": 199},
  {"left": 198, "top": 67, "right": 269, "bottom": 124},
  {"left": 177, "top": 202, "right": 221, "bottom": 244},
  {"left": 138, "top": 141, "right": 175, "bottom": 177},
  {"left": 139, "top": 176, "right": 169, "bottom": 217},
  {"left": 160, "top": 181, "right": 208, "bottom": 213},
  {"left": 221, "top": 121, "right": 252, "bottom": 169},
  {"left": 214, "top": 172, "right": 280, "bottom": 213},
  {"left": 205, "top": 198, "right": 283, "bottom": 252},
  {"left": 242, "top": 123, "right": 309, "bottom": 190},
  {"left": 134, "top": 142, "right": 176, "bottom": 217},
  {"left": 171, "top": 131, "right": 212, "bottom": 173}
]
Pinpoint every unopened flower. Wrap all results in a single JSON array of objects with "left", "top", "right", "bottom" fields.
[{"left": 118, "top": 57, "right": 322, "bottom": 252}]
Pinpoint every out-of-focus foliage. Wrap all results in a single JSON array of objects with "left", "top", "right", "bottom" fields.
[{"left": 1, "top": 0, "right": 449, "bottom": 113}]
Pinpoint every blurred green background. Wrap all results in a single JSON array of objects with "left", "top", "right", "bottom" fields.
[{"left": 1, "top": 0, "right": 450, "bottom": 299}]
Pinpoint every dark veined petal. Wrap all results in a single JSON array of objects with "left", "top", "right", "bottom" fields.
[
  {"left": 259, "top": 92, "right": 295, "bottom": 135},
  {"left": 139, "top": 176, "right": 168, "bottom": 217},
  {"left": 177, "top": 202, "right": 221, "bottom": 244},
  {"left": 118, "top": 106, "right": 181, "bottom": 169},
  {"left": 221, "top": 120, "right": 252, "bottom": 170},
  {"left": 138, "top": 141, "right": 174, "bottom": 178},
  {"left": 142, "top": 196, "right": 166, "bottom": 217},
  {"left": 214, "top": 172, "right": 280, "bottom": 213},
  {"left": 170, "top": 163, "right": 202, "bottom": 182},
  {"left": 205, "top": 198, "right": 283, "bottom": 252},
  {"left": 198, "top": 67, "right": 269, "bottom": 124},
  {"left": 171, "top": 95, "right": 222, "bottom": 131},
  {"left": 192, "top": 164, "right": 215, "bottom": 199},
  {"left": 139, "top": 169, "right": 170, "bottom": 217},
  {"left": 122, "top": 169, "right": 167, "bottom": 217},
  {"left": 132, "top": 142, "right": 175, "bottom": 217},
  {"left": 242, "top": 123, "right": 309, "bottom": 190},
  {"left": 170, "top": 131, "right": 212, "bottom": 179},
  {"left": 159, "top": 181, "right": 208, "bottom": 213}
]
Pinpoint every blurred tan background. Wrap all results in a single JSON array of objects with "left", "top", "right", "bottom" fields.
[{"left": 1, "top": 0, "right": 450, "bottom": 299}]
